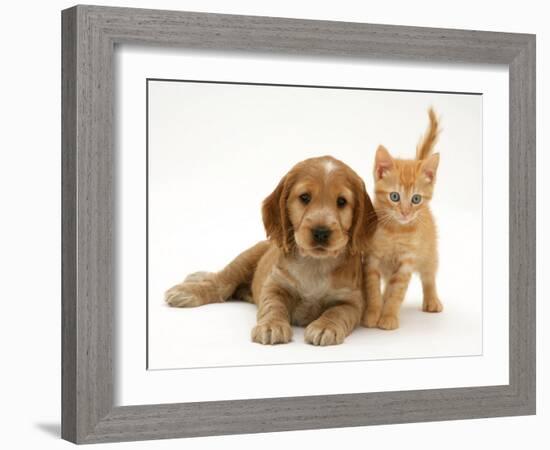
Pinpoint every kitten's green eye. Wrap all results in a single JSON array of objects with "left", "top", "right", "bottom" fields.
[
  {"left": 411, "top": 194, "right": 422, "bottom": 204},
  {"left": 389, "top": 192, "right": 400, "bottom": 202}
]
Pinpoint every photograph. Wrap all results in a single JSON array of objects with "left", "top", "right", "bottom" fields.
[
  {"left": 147, "top": 79, "right": 482, "bottom": 370},
  {"left": 56, "top": 2, "right": 538, "bottom": 445},
  {"left": 1, "top": 0, "right": 541, "bottom": 447}
]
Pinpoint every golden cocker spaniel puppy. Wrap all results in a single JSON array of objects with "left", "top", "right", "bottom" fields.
[{"left": 165, "top": 156, "right": 377, "bottom": 346}]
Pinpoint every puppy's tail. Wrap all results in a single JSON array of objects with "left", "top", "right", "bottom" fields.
[
  {"left": 416, "top": 107, "right": 440, "bottom": 160},
  {"left": 165, "top": 241, "right": 270, "bottom": 307}
]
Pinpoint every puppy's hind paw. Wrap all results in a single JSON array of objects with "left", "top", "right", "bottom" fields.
[{"left": 164, "top": 280, "right": 221, "bottom": 308}]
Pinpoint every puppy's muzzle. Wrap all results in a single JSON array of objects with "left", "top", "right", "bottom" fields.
[{"left": 312, "top": 227, "right": 332, "bottom": 245}]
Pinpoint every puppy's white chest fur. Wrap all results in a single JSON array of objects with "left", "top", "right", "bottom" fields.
[
  {"left": 280, "top": 256, "right": 348, "bottom": 326},
  {"left": 288, "top": 260, "right": 331, "bottom": 300}
]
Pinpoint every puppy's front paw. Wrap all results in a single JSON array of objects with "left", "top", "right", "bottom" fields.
[
  {"left": 362, "top": 309, "right": 382, "bottom": 328},
  {"left": 251, "top": 321, "right": 293, "bottom": 345},
  {"left": 164, "top": 281, "right": 219, "bottom": 308},
  {"left": 304, "top": 320, "right": 345, "bottom": 346},
  {"left": 423, "top": 297, "right": 443, "bottom": 313},
  {"left": 377, "top": 314, "right": 399, "bottom": 330}
]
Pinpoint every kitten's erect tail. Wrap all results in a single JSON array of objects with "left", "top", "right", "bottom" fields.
[{"left": 416, "top": 107, "right": 440, "bottom": 160}]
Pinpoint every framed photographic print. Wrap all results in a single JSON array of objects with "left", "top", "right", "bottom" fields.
[{"left": 61, "top": 5, "right": 536, "bottom": 444}]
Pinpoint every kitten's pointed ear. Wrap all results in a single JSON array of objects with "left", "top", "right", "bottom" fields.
[
  {"left": 374, "top": 145, "right": 393, "bottom": 180},
  {"left": 421, "top": 153, "right": 440, "bottom": 183}
]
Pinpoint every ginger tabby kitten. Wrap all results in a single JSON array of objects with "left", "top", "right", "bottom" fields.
[{"left": 362, "top": 108, "right": 443, "bottom": 330}]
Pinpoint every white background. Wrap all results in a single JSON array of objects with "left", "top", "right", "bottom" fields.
[
  {"left": 146, "top": 76, "right": 486, "bottom": 370},
  {"left": 0, "top": 1, "right": 546, "bottom": 449}
]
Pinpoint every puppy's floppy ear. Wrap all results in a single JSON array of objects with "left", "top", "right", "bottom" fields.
[
  {"left": 262, "top": 174, "right": 292, "bottom": 253},
  {"left": 350, "top": 178, "right": 377, "bottom": 255}
]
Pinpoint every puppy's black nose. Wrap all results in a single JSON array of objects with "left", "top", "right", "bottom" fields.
[{"left": 312, "top": 227, "right": 331, "bottom": 245}]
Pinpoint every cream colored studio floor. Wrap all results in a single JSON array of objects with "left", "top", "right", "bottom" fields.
[
  {"left": 149, "top": 295, "right": 481, "bottom": 370},
  {"left": 147, "top": 214, "right": 484, "bottom": 371}
]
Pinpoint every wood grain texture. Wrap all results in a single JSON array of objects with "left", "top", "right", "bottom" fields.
[
  {"left": 62, "top": 5, "right": 114, "bottom": 443},
  {"left": 61, "top": 7, "right": 77, "bottom": 443},
  {"left": 508, "top": 36, "right": 536, "bottom": 408},
  {"left": 61, "top": 4, "right": 536, "bottom": 444}
]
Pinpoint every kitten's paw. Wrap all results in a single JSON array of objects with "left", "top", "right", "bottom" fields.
[
  {"left": 304, "top": 320, "right": 345, "bottom": 346},
  {"left": 164, "top": 280, "right": 219, "bottom": 308},
  {"left": 362, "top": 309, "right": 382, "bottom": 328},
  {"left": 423, "top": 297, "right": 443, "bottom": 313},
  {"left": 251, "top": 321, "right": 293, "bottom": 345},
  {"left": 377, "top": 314, "right": 400, "bottom": 330}
]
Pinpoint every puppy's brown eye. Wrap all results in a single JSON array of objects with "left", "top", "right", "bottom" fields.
[
  {"left": 299, "top": 193, "right": 311, "bottom": 205},
  {"left": 337, "top": 197, "right": 347, "bottom": 208}
]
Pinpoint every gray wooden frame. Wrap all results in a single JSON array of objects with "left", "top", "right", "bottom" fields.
[{"left": 61, "top": 4, "right": 536, "bottom": 444}]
